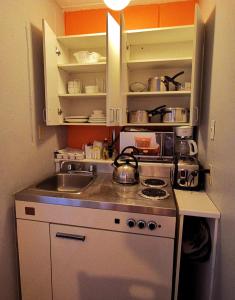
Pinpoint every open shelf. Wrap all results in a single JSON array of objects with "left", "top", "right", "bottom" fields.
[
  {"left": 62, "top": 122, "right": 106, "bottom": 126},
  {"left": 126, "top": 25, "right": 194, "bottom": 45},
  {"left": 59, "top": 93, "right": 106, "bottom": 98},
  {"left": 127, "top": 57, "right": 192, "bottom": 70},
  {"left": 127, "top": 91, "right": 191, "bottom": 97},
  {"left": 57, "top": 32, "right": 106, "bottom": 49},
  {"left": 124, "top": 122, "right": 190, "bottom": 127},
  {"left": 55, "top": 158, "right": 113, "bottom": 164},
  {"left": 58, "top": 62, "right": 106, "bottom": 73}
]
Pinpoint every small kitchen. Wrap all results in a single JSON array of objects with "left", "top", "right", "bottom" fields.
[{"left": 1, "top": 0, "right": 235, "bottom": 300}]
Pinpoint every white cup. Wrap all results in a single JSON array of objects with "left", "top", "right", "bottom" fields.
[
  {"left": 67, "top": 80, "right": 81, "bottom": 94},
  {"left": 85, "top": 85, "right": 98, "bottom": 94}
]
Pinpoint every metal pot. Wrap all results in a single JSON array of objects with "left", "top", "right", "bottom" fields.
[
  {"left": 112, "top": 153, "right": 139, "bottom": 185},
  {"left": 161, "top": 107, "right": 189, "bottom": 123},
  {"left": 129, "top": 105, "right": 166, "bottom": 124}
]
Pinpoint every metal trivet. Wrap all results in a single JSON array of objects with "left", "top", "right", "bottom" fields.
[
  {"left": 138, "top": 188, "right": 169, "bottom": 200},
  {"left": 141, "top": 178, "right": 167, "bottom": 188}
]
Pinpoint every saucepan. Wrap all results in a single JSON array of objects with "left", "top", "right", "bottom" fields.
[
  {"left": 161, "top": 107, "right": 189, "bottom": 123},
  {"left": 128, "top": 105, "right": 166, "bottom": 124}
]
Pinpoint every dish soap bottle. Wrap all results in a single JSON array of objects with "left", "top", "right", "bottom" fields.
[{"left": 102, "top": 138, "right": 109, "bottom": 160}]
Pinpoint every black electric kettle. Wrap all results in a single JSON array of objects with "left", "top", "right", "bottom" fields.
[{"left": 112, "top": 152, "right": 139, "bottom": 185}]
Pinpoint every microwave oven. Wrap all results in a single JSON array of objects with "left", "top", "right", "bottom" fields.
[{"left": 120, "top": 130, "right": 174, "bottom": 162}]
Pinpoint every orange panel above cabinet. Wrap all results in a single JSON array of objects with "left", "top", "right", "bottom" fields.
[
  {"left": 159, "top": 0, "right": 197, "bottom": 27},
  {"left": 64, "top": 9, "right": 119, "bottom": 35},
  {"left": 64, "top": 1, "right": 196, "bottom": 35},
  {"left": 124, "top": 4, "right": 159, "bottom": 29}
]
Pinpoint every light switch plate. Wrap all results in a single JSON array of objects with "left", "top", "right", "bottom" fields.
[{"left": 210, "top": 120, "right": 216, "bottom": 140}]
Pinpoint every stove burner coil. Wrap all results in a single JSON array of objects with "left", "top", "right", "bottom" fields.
[
  {"left": 142, "top": 178, "right": 167, "bottom": 188},
  {"left": 139, "top": 188, "right": 169, "bottom": 200}
]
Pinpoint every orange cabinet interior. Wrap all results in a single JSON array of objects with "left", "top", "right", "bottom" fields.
[
  {"left": 68, "top": 126, "right": 121, "bottom": 149},
  {"left": 65, "top": 0, "right": 197, "bottom": 148}
]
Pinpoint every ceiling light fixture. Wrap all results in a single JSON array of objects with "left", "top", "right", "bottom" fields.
[{"left": 103, "top": 0, "right": 131, "bottom": 11}]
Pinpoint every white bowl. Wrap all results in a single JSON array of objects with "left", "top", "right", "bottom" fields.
[
  {"left": 85, "top": 85, "right": 99, "bottom": 94},
  {"left": 73, "top": 51, "right": 101, "bottom": 64}
]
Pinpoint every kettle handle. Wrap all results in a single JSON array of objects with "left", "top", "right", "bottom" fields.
[
  {"left": 113, "top": 153, "right": 139, "bottom": 169},
  {"left": 121, "top": 146, "right": 139, "bottom": 155},
  {"left": 188, "top": 140, "right": 198, "bottom": 156}
]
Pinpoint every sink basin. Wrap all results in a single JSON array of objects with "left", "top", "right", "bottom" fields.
[{"left": 36, "top": 172, "right": 95, "bottom": 193}]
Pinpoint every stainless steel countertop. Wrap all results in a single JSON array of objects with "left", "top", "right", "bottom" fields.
[{"left": 15, "top": 173, "right": 177, "bottom": 217}]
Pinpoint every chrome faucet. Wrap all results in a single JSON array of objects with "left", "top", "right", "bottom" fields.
[
  {"left": 60, "top": 161, "right": 96, "bottom": 175},
  {"left": 60, "top": 160, "right": 80, "bottom": 172}
]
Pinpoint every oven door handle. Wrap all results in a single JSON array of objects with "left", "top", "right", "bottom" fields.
[{"left": 56, "top": 232, "right": 86, "bottom": 242}]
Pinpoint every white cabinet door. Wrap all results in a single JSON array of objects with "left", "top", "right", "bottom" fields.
[
  {"left": 120, "top": 13, "right": 128, "bottom": 125},
  {"left": 50, "top": 224, "right": 174, "bottom": 300},
  {"left": 106, "top": 13, "right": 122, "bottom": 126},
  {"left": 42, "top": 19, "right": 62, "bottom": 125},
  {"left": 17, "top": 219, "right": 52, "bottom": 300},
  {"left": 190, "top": 4, "right": 204, "bottom": 125}
]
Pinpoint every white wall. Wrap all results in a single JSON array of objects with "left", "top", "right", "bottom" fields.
[
  {"left": 198, "top": 0, "right": 235, "bottom": 299},
  {"left": 0, "top": 0, "right": 66, "bottom": 299}
]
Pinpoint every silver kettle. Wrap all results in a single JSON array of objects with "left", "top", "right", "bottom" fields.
[{"left": 112, "top": 153, "right": 139, "bottom": 185}]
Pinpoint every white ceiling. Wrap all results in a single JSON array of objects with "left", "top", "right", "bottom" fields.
[{"left": 55, "top": 0, "right": 185, "bottom": 11}]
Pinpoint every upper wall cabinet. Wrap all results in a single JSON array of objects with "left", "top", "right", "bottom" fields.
[
  {"left": 121, "top": 4, "right": 203, "bottom": 127},
  {"left": 43, "top": 15, "right": 121, "bottom": 126},
  {"left": 43, "top": 5, "right": 203, "bottom": 127}
]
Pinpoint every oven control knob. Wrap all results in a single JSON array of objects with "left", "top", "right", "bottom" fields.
[
  {"left": 127, "top": 219, "right": 136, "bottom": 228},
  {"left": 137, "top": 220, "right": 146, "bottom": 229},
  {"left": 147, "top": 221, "right": 157, "bottom": 231}
]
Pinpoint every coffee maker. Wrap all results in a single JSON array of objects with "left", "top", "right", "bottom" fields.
[
  {"left": 175, "top": 126, "right": 198, "bottom": 158},
  {"left": 172, "top": 126, "right": 202, "bottom": 190}
]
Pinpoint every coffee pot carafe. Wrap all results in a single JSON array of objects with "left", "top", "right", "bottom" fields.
[
  {"left": 175, "top": 126, "right": 198, "bottom": 158},
  {"left": 175, "top": 138, "right": 198, "bottom": 157}
]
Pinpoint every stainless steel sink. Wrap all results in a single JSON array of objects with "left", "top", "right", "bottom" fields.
[{"left": 36, "top": 172, "right": 95, "bottom": 193}]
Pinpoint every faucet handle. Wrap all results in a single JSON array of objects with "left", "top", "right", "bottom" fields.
[
  {"left": 89, "top": 164, "right": 96, "bottom": 174},
  {"left": 60, "top": 161, "right": 76, "bottom": 172}
]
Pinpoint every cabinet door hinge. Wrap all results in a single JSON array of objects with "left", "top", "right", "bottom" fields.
[
  {"left": 57, "top": 108, "right": 63, "bottom": 115},
  {"left": 55, "top": 47, "right": 61, "bottom": 56}
]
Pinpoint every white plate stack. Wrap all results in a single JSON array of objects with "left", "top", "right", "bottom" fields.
[
  {"left": 88, "top": 110, "right": 106, "bottom": 123},
  {"left": 64, "top": 116, "right": 89, "bottom": 123}
]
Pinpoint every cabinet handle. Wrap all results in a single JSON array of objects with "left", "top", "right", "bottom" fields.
[
  {"left": 56, "top": 232, "right": 86, "bottom": 241},
  {"left": 116, "top": 109, "right": 120, "bottom": 123},
  {"left": 110, "top": 108, "right": 114, "bottom": 123},
  {"left": 114, "top": 109, "right": 117, "bottom": 123},
  {"left": 195, "top": 107, "right": 199, "bottom": 123}
]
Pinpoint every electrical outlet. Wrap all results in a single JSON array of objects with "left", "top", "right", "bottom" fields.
[{"left": 208, "top": 163, "right": 213, "bottom": 185}]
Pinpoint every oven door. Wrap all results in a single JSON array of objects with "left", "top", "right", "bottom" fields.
[{"left": 50, "top": 224, "right": 174, "bottom": 300}]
